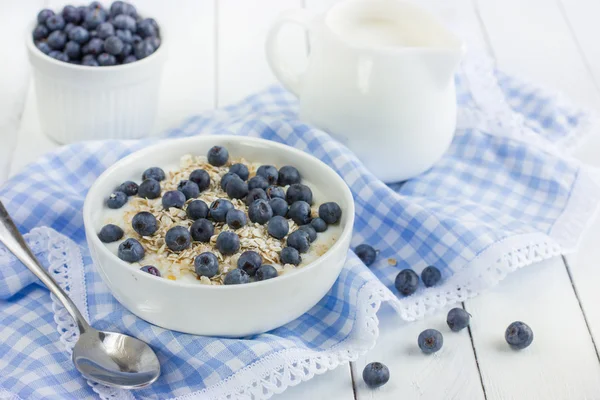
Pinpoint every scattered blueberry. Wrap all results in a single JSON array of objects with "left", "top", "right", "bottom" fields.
[
  {"left": 286, "top": 183, "right": 313, "bottom": 205},
  {"left": 257, "top": 165, "right": 278, "bottom": 185},
  {"left": 106, "top": 191, "right": 127, "bottom": 209},
  {"left": 186, "top": 199, "right": 209, "bottom": 220},
  {"left": 104, "top": 35, "right": 124, "bottom": 55},
  {"left": 36, "top": 41, "right": 52, "bottom": 54},
  {"left": 98, "top": 224, "right": 123, "bottom": 243},
  {"left": 278, "top": 165, "right": 301, "bottom": 186},
  {"left": 237, "top": 251, "right": 262, "bottom": 276},
  {"left": 207, "top": 145, "right": 229, "bottom": 167},
  {"left": 140, "top": 265, "right": 160, "bottom": 276},
  {"left": 248, "top": 175, "right": 269, "bottom": 191},
  {"left": 269, "top": 198, "right": 288, "bottom": 217},
  {"left": 82, "top": 38, "right": 103, "bottom": 56},
  {"left": 229, "top": 163, "right": 249, "bottom": 181},
  {"left": 178, "top": 180, "right": 200, "bottom": 200},
  {"left": 226, "top": 209, "right": 247, "bottom": 229},
  {"left": 418, "top": 329, "right": 443, "bottom": 354},
  {"left": 421, "top": 266, "right": 442, "bottom": 287},
  {"left": 131, "top": 211, "right": 158, "bottom": 236},
  {"left": 138, "top": 178, "right": 161, "bottom": 199},
  {"left": 256, "top": 265, "right": 278, "bottom": 281},
  {"left": 505, "top": 321, "right": 533, "bottom": 350},
  {"left": 47, "top": 30, "right": 67, "bottom": 50},
  {"left": 447, "top": 308, "right": 471, "bottom": 332},
  {"left": 354, "top": 244, "right": 376, "bottom": 266},
  {"left": 298, "top": 225, "right": 317, "bottom": 242},
  {"left": 209, "top": 199, "right": 234, "bottom": 222},
  {"left": 395, "top": 269, "right": 419, "bottom": 296},
  {"left": 113, "top": 14, "right": 136, "bottom": 31},
  {"left": 287, "top": 230, "right": 310, "bottom": 253},
  {"left": 48, "top": 50, "right": 69, "bottom": 62},
  {"left": 189, "top": 169, "right": 210, "bottom": 191},
  {"left": 162, "top": 190, "right": 186, "bottom": 209},
  {"left": 319, "top": 202, "right": 342, "bottom": 225},
  {"left": 246, "top": 188, "right": 268, "bottom": 207},
  {"left": 226, "top": 176, "right": 249, "bottom": 199},
  {"left": 118, "top": 238, "right": 144, "bottom": 262},
  {"left": 97, "top": 52, "right": 116, "bottom": 66},
  {"left": 267, "top": 216, "right": 289, "bottom": 239},
  {"left": 310, "top": 217, "right": 327, "bottom": 233},
  {"left": 216, "top": 231, "right": 240, "bottom": 255},
  {"left": 266, "top": 185, "right": 285, "bottom": 200},
  {"left": 288, "top": 201, "right": 311, "bottom": 225},
  {"left": 280, "top": 246, "right": 301, "bottom": 265},
  {"left": 194, "top": 252, "right": 219, "bottom": 278},
  {"left": 64, "top": 41, "right": 80, "bottom": 59},
  {"left": 118, "top": 181, "right": 138, "bottom": 196},
  {"left": 33, "top": 25, "right": 49, "bottom": 40},
  {"left": 223, "top": 268, "right": 249, "bottom": 285},
  {"left": 220, "top": 172, "right": 237, "bottom": 191},
  {"left": 362, "top": 362, "right": 390, "bottom": 388},
  {"left": 190, "top": 218, "right": 214, "bottom": 242},
  {"left": 38, "top": 9, "right": 55, "bottom": 24},
  {"left": 248, "top": 199, "right": 273, "bottom": 224},
  {"left": 165, "top": 226, "right": 191, "bottom": 252},
  {"left": 142, "top": 167, "right": 165, "bottom": 181},
  {"left": 46, "top": 14, "right": 66, "bottom": 31}
]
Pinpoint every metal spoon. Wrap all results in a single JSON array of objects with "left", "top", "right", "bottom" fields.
[{"left": 0, "top": 201, "right": 160, "bottom": 389}]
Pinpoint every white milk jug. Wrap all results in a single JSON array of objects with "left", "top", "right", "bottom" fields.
[{"left": 266, "top": 0, "right": 465, "bottom": 182}]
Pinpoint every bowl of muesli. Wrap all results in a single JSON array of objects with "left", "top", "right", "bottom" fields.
[{"left": 83, "top": 135, "right": 354, "bottom": 337}]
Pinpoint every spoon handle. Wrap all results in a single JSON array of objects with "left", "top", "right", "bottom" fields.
[{"left": 0, "top": 201, "right": 90, "bottom": 333}]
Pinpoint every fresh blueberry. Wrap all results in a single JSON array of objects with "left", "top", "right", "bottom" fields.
[
  {"left": 209, "top": 199, "right": 234, "bottom": 222},
  {"left": 96, "top": 22, "right": 115, "bottom": 39},
  {"left": 266, "top": 185, "right": 285, "bottom": 200},
  {"left": 165, "top": 226, "right": 191, "bottom": 252},
  {"left": 256, "top": 265, "right": 278, "bottom": 281},
  {"left": 354, "top": 244, "right": 376, "bottom": 266},
  {"left": 395, "top": 269, "right": 419, "bottom": 296},
  {"left": 298, "top": 225, "right": 317, "bottom": 242},
  {"left": 190, "top": 218, "right": 214, "bottom": 242},
  {"left": 248, "top": 199, "right": 273, "bottom": 224},
  {"left": 118, "top": 181, "right": 138, "bottom": 196},
  {"left": 137, "top": 18, "right": 158, "bottom": 38},
  {"left": 132, "top": 211, "right": 158, "bottom": 236},
  {"left": 162, "top": 190, "right": 186, "bottom": 209},
  {"left": 122, "top": 54, "right": 137, "bottom": 64},
  {"left": 107, "top": 191, "right": 127, "bottom": 209},
  {"left": 319, "top": 202, "right": 342, "bottom": 225},
  {"left": 421, "top": 266, "right": 442, "bottom": 287},
  {"left": 36, "top": 41, "right": 52, "bottom": 55},
  {"left": 229, "top": 163, "right": 249, "bottom": 181},
  {"left": 64, "top": 41, "right": 80, "bottom": 59},
  {"left": 287, "top": 230, "right": 310, "bottom": 253},
  {"left": 237, "top": 250, "right": 262, "bottom": 276},
  {"left": 37, "top": 9, "right": 55, "bottom": 24},
  {"left": 246, "top": 188, "right": 268, "bottom": 206},
  {"left": 418, "top": 329, "right": 443, "bottom": 354},
  {"left": 189, "top": 169, "right": 210, "bottom": 191},
  {"left": 82, "top": 55, "right": 99, "bottom": 66},
  {"left": 132, "top": 34, "right": 142, "bottom": 44},
  {"left": 144, "top": 36, "right": 160, "bottom": 50},
  {"left": 97, "top": 53, "right": 116, "bottom": 66},
  {"left": 223, "top": 268, "right": 249, "bottom": 285},
  {"left": 288, "top": 201, "right": 311, "bottom": 225},
  {"left": 226, "top": 176, "right": 248, "bottom": 199},
  {"left": 140, "top": 265, "right": 160, "bottom": 277},
  {"left": 216, "top": 231, "right": 240, "bottom": 255},
  {"left": 286, "top": 183, "right": 313, "bottom": 205},
  {"left": 83, "top": 8, "right": 107, "bottom": 30},
  {"left": 267, "top": 216, "right": 289, "bottom": 239},
  {"left": 194, "top": 252, "right": 219, "bottom": 278},
  {"left": 134, "top": 39, "right": 155, "bottom": 59},
  {"left": 226, "top": 209, "right": 247, "bottom": 229},
  {"left": 207, "top": 145, "right": 229, "bottom": 167},
  {"left": 69, "top": 26, "right": 90, "bottom": 44},
  {"left": 45, "top": 14, "right": 65, "bottom": 31},
  {"left": 69, "top": 59, "right": 81, "bottom": 65},
  {"left": 178, "top": 180, "right": 200, "bottom": 200},
  {"left": 118, "top": 238, "right": 145, "bottom": 262},
  {"left": 142, "top": 167, "right": 165, "bottom": 181},
  {"left": 269, "top": 198, "right": 288, "bottom": 217},
  {"left": 505, "top": 321, "right": 533, "bottom": 350},
  {"left": 62, "top": 5, "right": 81, "bottom": 24},
  {"left": 33, "top": 25, "right": 49, "bottom": 40},
  {"left": 362, "top": 362, "right": 390, "bottom": 388},
  {"left": 47, "top": 30, "right": 67, "bottom": 50},
  {"left": 103, "top": 35, "right": 123, "bottom": 55},
  {"left": 257, "top": 165, "right": 278, "bottom": 185},
  {"left": 119, "top": 43, "right": 133, "bottom": 59},
  {"left": 220, "top": 172, "right": 237, "bottom": 190},
  {"left": 82, "top": 38, "right": 104, "bottom": 56},
  {"left": 115, "top": 28, "right": 132, "bottom": 44},
  {"left": 447, "top": 308, "right": 471, "bottom": 332},
  {"left": 278, "top": 165, "right": 301, "bottom": 186},
  {"left": 48, "top": 50, "right": 69, "bottom": 62},
  {"left": 186, "top": 199, "right": 209, "bottom": 220},
  {"left": 64, "top": 23, "right": 76, "bottom": 34},
  {"left": 310, "top": 217, "right": 327, "bottom": 233},
  {"left": 280, "top": 246, "right": 301, "bottom": 265},
  {"left": 109, "top": 0, "right": 125, "bottom": 16},
  {"left": 88, "top": 1, "right": 104, "bottom": 11},
  {"left": 248, "top": 175, "right": 269, "bottom": 191},
  {"left": 113, "top": 14, "right": 136, "bottom": 31},
  {"left": 120, "top": 2, "right": 137, "bottom": 18},
  {"left": 98, "top": 224, "right": 124, "bottom": 243},
  {"left": 138, "top": 179, "right": 161, "bottom": 199}
]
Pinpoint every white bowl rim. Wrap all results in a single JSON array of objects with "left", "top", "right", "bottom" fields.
[{"left": 83, "top": 135, "right": 356, "bottom": 291}]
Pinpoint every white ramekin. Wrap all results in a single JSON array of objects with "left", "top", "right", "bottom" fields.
[
  {"left": 26, "top": 23, "right": 167, "bottom": 144},
  {"left": 83, "top": 135, "right": 355, "bottom": 337}
]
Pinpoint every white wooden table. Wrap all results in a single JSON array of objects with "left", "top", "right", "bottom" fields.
[{"left": 2, "top": 0, "right": 600, "bottom": 399}]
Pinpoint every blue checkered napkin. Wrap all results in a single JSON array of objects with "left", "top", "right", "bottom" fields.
[{"left": 1, "top": 67, "right": 599, "bottom": 400}]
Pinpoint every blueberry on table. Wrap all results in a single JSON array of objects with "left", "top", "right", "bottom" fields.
[
  {"left": 45, "top": 14, "right": 65, "bottom": 31},
  {"left": 186, "top": 199, "right": 209, "bottom": 220},
  {"left": 278, "top": 165, "right": 301, "bottom": 186},
  {"left": 223, "top": 269, "right": 250, "bottom": 285},
  {"left": 246, "top": 188, "right": 268, "bottom": 207},
  {"left": 104, "top": 35, "right": 123, "bottom": 55},
  {"left": 310, "top": 217, "right": 327, "bottom": 233},
  {"left": 142, "top": 167, "right": 166, "bottom": 182},
  {"left": 138, "top": 178, "right": 161, "bottom": 199},
  {"left": 82, "top": 38, "right": 104, "bottom": 56},
  {"left": 237, "top": 251, "right": 262, "bottom": 276},
  {"left": 226, "top": 176, "right": 249, "bottom": 199},
  {"left": 318, "top": 202, "right": 342, "bottom": 225},
  {"left": 49, "top": 51, "right": 69, "bottom": 62},
  {"left": 37, "top": 9, "right": 54, "bottom": 24},
  {"left": 194, "top": 252, "right": 219, "bottom": 278},
  {"left": 33, "top": 25, "right": 49, "bottom": 40},
  {"left": 132, "top": 211, "right": 158, "bottom": 237},
  {"left": 190, "top": 218, "right": 214, "bottom": 242},
  {"left": 395, "top": 269, "right": 419, "bottom": 296},
  {"left": 257, "top": 165, "right": 279, "bottom": 185},
  {"left": 226, "top": 209, "right": 247, "bottom": 230},
  {"left": 288, "top": 201, "right": 311, "bottom": 225},
  {"left": 140, "top": 265, "right": 160, "bottom": 277},
  {"left": 298, "top": 225, "right": 317, "bottom": 243},
  {"left": 189, "top": 169, "right": 211, "bottom": 191},
  {"left": 256, "top": 265, "right": 278, "bottom": 281},
  {"left": 354, "top": 244, "right": 376, "bottom": 266},
  {"left": 64, "top": 41, "right": 80, "bottom": 60},
  {"left": 216, "top": 231, "right": 240, "bottom": 255},
  {"left": 248, "top": 175, "right": 269, "bottom": 191},
  {"left": 98, "top": 224, "right": 123, "bottom": 243},
  {"left": 69, "top": 26, "right": 90, "bottom": 44},
  {"left": 97, "top": 22, "right": 115, "bottom": 39},
  {"left": 118, "top": 238, "right": 145, "bottom": 262},
  {"left": 36, "top": 42, "right": 52, "bottom": 55},
  {"left": 447, "top": 308, "right": 470, "bottom": 332},
  {"left": 47, "top": 30, "right": 67, "bottom": 50},
  {"left": 207, "top": 145, "right": 229, "bottom": 167},
  {"left": 267, "top": 216, "right": 289, "bottom": 239},
  {"left": 362, "top": 362, "right": 390, "bottom": 388},
  {"left": 266, "top": 185, "right": 285, "bottom": 200},
  {"left": 418, "top": 329, "right": 443, "bottom": 354},
  {"left": 280, "top": 246, "right": 301, "bottom": 266},
  {"left": 209, "top": 199, "right": 234, "bottom": 222},
  {"left": 118, "top": 181, "right": 138, "bottom": 196},
  {"left": 106, "top": 191, "right": 127, "bottom": 209},
  {"left": 421, "top": 266, "right": 442, "bottom": 287},
  {"left": 178, "top": 180, "right": 200, "bottom": 200},
  {"left": 229, "top": 163, "right": 249, "bottom": 181},
  {"left": 220, "top": 172, "right": 237, "bottom": 191},
  {"left": 287, "top": 230, "right": 310, "bottom": 253},
  {"left": 113, "top": 14, "right": 136, "bottom": 32},
  {"left": 62, "top": 5, "right": 81, "bottom": 24},
  {"left": 269, "top": 198, "right": 288, "bottom": 217},
  {"left": 505, "top": 321, "right": 533, "bottom": 350},
  {"left": 165, "top": 226, "right": 191, "bottom": 252},
  {"left": 286, "top": 183, "right": 313, "bottom": 205},
  {"left": 248, "top": 199, "right": 273, "bottom": 224}
]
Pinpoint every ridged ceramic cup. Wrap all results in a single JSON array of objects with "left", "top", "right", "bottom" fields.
[{"left": 26, "top": 23, "right": 167, "bottom": 144}]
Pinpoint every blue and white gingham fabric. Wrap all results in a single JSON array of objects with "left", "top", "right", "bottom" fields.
[{"left": 1, "top": 65, "right": 599, "bottom": 400}]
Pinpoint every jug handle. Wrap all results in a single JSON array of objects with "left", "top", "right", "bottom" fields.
[{"left": 265, "top": 9, "right": 315, "bottom": 96}]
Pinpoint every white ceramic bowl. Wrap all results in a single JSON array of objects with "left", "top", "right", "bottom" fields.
[
  {"left": 83, "top": 135, "right": 355, "bottom": 337},
  {"left": 26, "top": 20, "right": 167, "bottom": 144}
]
